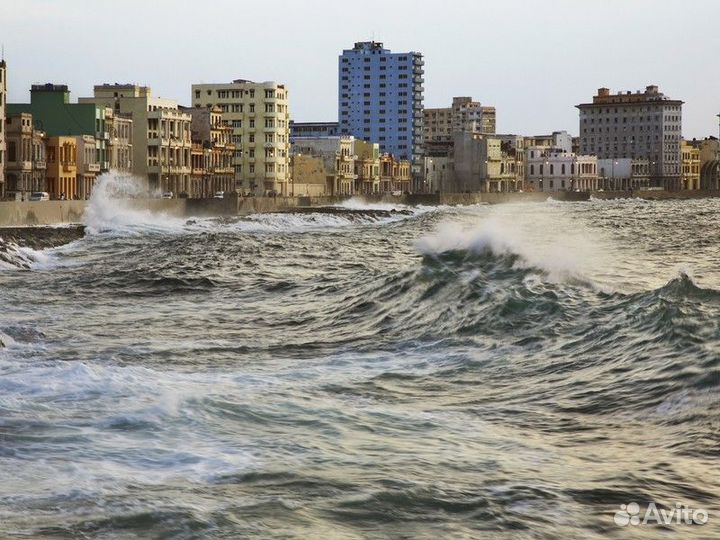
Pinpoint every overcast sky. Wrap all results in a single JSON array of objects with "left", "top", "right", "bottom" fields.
[{"left": 3, "top": 0, "right": 719, "bottom": 138}]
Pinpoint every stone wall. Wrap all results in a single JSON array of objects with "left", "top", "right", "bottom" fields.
[{"left": 0, "top": 200, "right": 87, "bottom": 226}]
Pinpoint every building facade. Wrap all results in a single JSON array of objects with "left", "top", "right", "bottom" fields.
[
  {"left": 191, "top": 80, "right": 290, "bottom": 196},
  {"left": 577, "top": 85, "right": 683, "bottom": 189},
  {"left": 0, "top": 60, "right": 6, "bottom": 197},
  {"left": 526, "top": 146, "right": 598, "bottom": 192},
  {"left": 681, "top": 139, "right": 700, "bottom": 190},
  {"left": 5, "top": 112, "right": 47, "bottom": 197},
  {"left": 184, "top": 106, "right": 235, "bottom": 197},
  {"left": 338, "top": 42, "right": 424, "bottom": 169},
  {"left": 353, "top": 139, "right": 380, "bottom": 194},
  {"left": 45, "top": 136, "right": 77, "bottom": 199},
  {"left": 75, "top": 134, "right": 100, "bottom": 199},
  {"left": 424, "top": 96, "right": 496, "bottom": 142},
  {"left": 81, "top": 84, "right": 192, "bottom": 195},
  {"left": 452, "top": 132, "right": 523, "bottom": 193},
  {"left": 290, "top": 121, "right": 339, "bottom": 143},
  {"left": 291, "top": 136, "right": 356, "bottom": 195},
  {"left": 108, "top": 112, "right": 132, "bottom": 172}
]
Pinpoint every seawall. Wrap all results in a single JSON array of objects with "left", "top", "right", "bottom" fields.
[{"left": 2, "top": 190, "right": 720, "bottom": 227}]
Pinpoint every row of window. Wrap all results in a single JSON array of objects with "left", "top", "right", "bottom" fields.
[{"left": 195, "top": 88, "right": 287, "bottom": 100}]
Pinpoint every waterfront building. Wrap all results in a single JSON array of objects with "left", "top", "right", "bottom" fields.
[
  {"left": 524, "top": 131, "right": 572, "bottom": 153},
  {"left": 452, "top": 132, "right": 523, "bottom": 193},
  {"left": 595, "top": 158, "right": 652, "bottom": 190},
  {"left": 289, "top": 154, "right": 331, "bottom": 196},
  {"left": 577, "top": 85, "right": 683, "bottom": 189},
  {"left": 338, "top": 41, "right": 424, "bottom": 172},
  {"left": 183, "top": 106, "right": 235, "bottom": 197},
  {"left": 45, "top": 136, "right": 77, "bottom": 199},
  {"left": 81, "top": 84, "right": 192, "bottom": 195},
  {"left": 290, "top": 121, "right": 339, "bottom": 143},
  {"left": 75, "top": 134, "right": 100, "bottom": 199},
  {"left": 108, "top": 112, "right": 132, "bottom": 172},
  {"left": 424, "top": 96, "right": 496, "bottom": 143},
  {"left": 8, "top": 84, "right": 110, "bottom": 175},
  {"left": 291, "top": 136, "right": 356, "bottom": 195},
  {"left": 680, "top": 140, "right": 700, "bottom": 190},
  {"left": 4, "top": 112, "right": 47, "bottom": 197},
  {"left": 379, "top": 153, "right": 411, "bottom": 193},
  {"left": 0, "top": 60, "right": 6, "bottom": 197},
  {"left": 423, "top": 155, "right": 454, "bottom": 193},
  {"left": 694, "top": 137, "right": 720, "bottom": 189},
  {"left": 526, "top": 146, "right": 598, "bottom": 192},
  {"left": 353, "top": 139, "right": 380, "bottom": 194},
  {"left": 191, "top": 80, "right": 290, "bottom": 196}
]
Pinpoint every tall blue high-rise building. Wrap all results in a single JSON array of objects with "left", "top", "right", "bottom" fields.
[{"left": 338, "top": 42, "right": 424, "bottom": 166}]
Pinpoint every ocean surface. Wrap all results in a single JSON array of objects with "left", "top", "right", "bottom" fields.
[{"left": 1, "top": 179, "right": 719, "bottom": 539}]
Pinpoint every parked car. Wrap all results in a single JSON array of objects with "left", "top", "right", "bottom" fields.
[
  {"left": 214, "top": 191, "right": 225, "bottom": 199},
  {"left": 161, "top": 192, "right": 173, "bottom": 199},
  {"left": 29, "top": 192, "right": 50, "bottom": 202}
]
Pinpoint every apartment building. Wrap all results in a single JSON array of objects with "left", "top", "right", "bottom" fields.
[
  {"left": 577, "top": 85, "right": 683, "bottom": 189},
  {"left": 291, "top": 136, "right": 356, "bottom": 195},
  {"left": 4, "top": 112, "right": 47, "bottom": 197},
  {"left": 0, "top": 60, "right": 6, "bottom": 197},
  {"left": 183, "top": 106, "right": 235, "bottom": 197},
  {"left": 353, "top": 139, "right": 380, "bottom": 194},
  {"left": 45, "top": 136, "right": 77, "bottom": 199},
  {"left": 526, "top": 146, "right": 598, "bottom": 192},
  {"left": 191, "top": 80, "right": 290, "bottom": 196},
  {"left": 424, "top": 96, "right": 496, "bottom": 142},
  {"left": 75, "top": 134, "right": 100, "bottom": 199},
  {"left": 338, "top": 41, "right": 424, "bottom": 170},
  {"left": 452, "top": 132, "right": 523, "bottom": 192},
  {"left": 290, "top": 121, "right": 339, "bottom": 143},
  {"left": 108, "top": 113, "right": 132, "bottom": 172},
  {"left": 81, "top": 84, "right": 192, "bottom": 195},
  {"left": 680, "top": 140, "right": 700, "bottom": 190}
]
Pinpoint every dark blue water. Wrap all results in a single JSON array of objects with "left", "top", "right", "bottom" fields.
[{"left": 1, "top": 193, "right": 718, "bottom": 539}]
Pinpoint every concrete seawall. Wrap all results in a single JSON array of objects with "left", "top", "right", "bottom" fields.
[{"left": 2, "top": 190, "right": 720, "bottom": 227}]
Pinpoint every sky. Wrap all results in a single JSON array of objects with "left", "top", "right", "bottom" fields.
[{"left": 3, "top": 0, "right": 720, "bottom": 139}]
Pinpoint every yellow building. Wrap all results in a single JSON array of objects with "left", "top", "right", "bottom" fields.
[
  {"left": 681, "top": 140, "right": 700, "bottom": 190},
  {"left": 46, "top": 136, "right": 77, "bottom": 199},
  {"left": 289, "top": 154, "right": 330, "bottom": 196},
  {"left": 353, "top": 140, "right": 380, "bottom": 194},
  {"left": 379, "top": 154, "right": 411, "bottom": 193},
  {"left": 191, "top": 80, "right": 290, "bottom": 196}
]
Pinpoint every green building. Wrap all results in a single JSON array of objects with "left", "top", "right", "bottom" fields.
[{"left": 8, "top": 84, "right": 109, "bottom": 169}]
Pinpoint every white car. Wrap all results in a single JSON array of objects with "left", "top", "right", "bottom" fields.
[
  {"left": 214, "top": 191, "right": 225, "bottom": 199},
  {"left": 29, "top": 192, "right": 50, "bottom": 202},
  {"left": 161, "top": 192, "right": 173, "bottom": 199}
]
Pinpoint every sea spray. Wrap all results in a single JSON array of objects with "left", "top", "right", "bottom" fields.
[{"left": 83, "top": 171, "right": 187, "bottom": 234}]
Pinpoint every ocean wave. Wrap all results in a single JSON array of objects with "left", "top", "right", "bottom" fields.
[{"left": 0, "top": 238, "right": 57, "bottom": 271}]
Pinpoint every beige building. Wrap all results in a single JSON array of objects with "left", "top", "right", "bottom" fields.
[
  {"left": 424, "top": 96, "right": 496, "bottom": 143},
  {"left": 353, "top": 140, "right": 380, "bottom": 194},
  {"left": 108, "top": 111, "right": 132, "bottom": 172},
  {"left": 0, "top": 60, "right": 6, "bottom": 197},
  {"left": 75, "top": 134, "right": 100, "bottom": 199},
  {"left": 379, "top": 154, "right": 412, "bottom": 193},
  {"left": 453, "top": 132, "right": 523, "bottom": 192},
  {"left": 526, "top": 146, "right": 598, "bottom": 192},
  {"left": 289, "top": 154, "right": 331, "bottom": 196},
  {"left": 291, "top": 136, "right": 355, "bottom": 195},
  {"left": 81, "top": 84, "right": 192, "bottom": 196},
  {"left": 191, "top": 80, "right": 290, "bottom": 196},
  {"left": 4, "top": 112, "right": 47, "bottom": 197},
  {"left": 680, "top": 140, "right": 700, "bottom": 190},
  {"left": 46, "top": 136, "right": 77, "bottom": 200},
  {"left": 184, "top": 106, "right": 235, "bottom": 197}
]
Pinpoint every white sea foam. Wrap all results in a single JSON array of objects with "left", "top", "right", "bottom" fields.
[
  {"left": 84, "top": 171, "right": 189, "bottom": 235},
  {"left": 334, "top": 196, "right": 408, "bottom": 212}
]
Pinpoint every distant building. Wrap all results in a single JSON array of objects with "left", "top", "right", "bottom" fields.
[
  {"left": 596, "top": 158, "right": 651, "bottom": 190},
  {"left": 45, "top": 136, "right": 77, "bottom": 199},
  {"left": 289, "top": 154, "right": 331, "bottom": 197},
  {"left": 452, "top": 132, "right": 523, "bottom": 193},
  {"left": 290, "top": 121, "right": 338, "bottom": 142},
  {"left": 694, "top": 137, "right": 720, "bottom": 189},
  {"left": 192, "top": 80, "right": 290, "bottom": 196},
  {"left": 4, "top": 112, "right": 47, "bottom": 198},
  {"left": 75, "top": 134, "right": 100, "bottom": 199},
  {"left": 353, "top": 139, "right": 380, "bottom": 194},
  {"left": 81, "top": 84, "right": 192, "bottom": 195},
  {"left": 338, "top": 41, "right": 424, "bottom": 169},
  {"left": 291, "top": 136, "right": 356, "bottom": 195},
  {"left": 680, "top": 140, "right": 700, "bottom": 190},
  {"left": 526, "top": 146, "right": 598, "bottom": 192},
  {"left": 524, "top": 131, "right": 572, "bottom": 153},
  {"left": 424, "top": 96, "right": 496, "bottom": 143},
  {"left": 0, "top": 60, "right": 6, "bottom": 197},
  {"left": 379, "top": 153, "right": 411, "bottom": 193},
  {"left": 183, "top": 106, "right": 235, "bottom": 197},
  {"left": 108, "top": 112, "right": 132, "bottom": 172},
  {"left": 577, "top": 85, "right": 683, "bottom": 189}
]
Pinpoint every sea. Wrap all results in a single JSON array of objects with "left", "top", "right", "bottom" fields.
[{"left": 0, "top": 174, "right": 718, "bottom": 539}]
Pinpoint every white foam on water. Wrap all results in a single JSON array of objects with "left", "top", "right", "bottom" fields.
[{"left": 334, "top": 196, "right": 408, "bottom": 212}]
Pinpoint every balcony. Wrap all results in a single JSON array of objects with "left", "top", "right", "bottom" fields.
[
  {"left": 87, "top": 163, "right": 101, "bottom": 172},
  {"left": 413, "top": 57, "right": 424, "bottom": 66}
]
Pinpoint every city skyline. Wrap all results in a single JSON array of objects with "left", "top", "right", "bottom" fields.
[{"left": 2, "top": 0, "right": 719, "bottom": 139}]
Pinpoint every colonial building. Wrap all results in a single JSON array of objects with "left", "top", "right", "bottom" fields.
[
  {"left": 526, "top": 146, "right": 598, "bottom": 192},
  {"left": 81, "top": 84, "right": 192, "bottom": 196},
  {"left": 577, "top": 85, "right": 683, "bottom": 189},
  {"left": 75, "top": 135, "right": 100, "bottom": 199},
  {"left": 452, "top": 132, "right": 523, "bottom": 193},
  {"left": 191, "top": 80, "right": 290, "bottom": 196},
  {"left": 424, "top": 96, "right": 496, "bottom": 142},
  {"left": 379, "top": 153, "right": 411, "bottom": 193},
  {"left": 680, "top": 140, "right": 700, "bottom": 190},
  {"left": 595, "top": 158, "right": 651, "bottom": 190},
  {"left": 291, "top": 136, "right": 356, "bottom": 195},
  {"left": 5, "top": 112, "right": 47, "bottom": 198},
  {"left": 353, "top": 139, "right": 380, "bottom": 194},
  {"left": 108, "top": 111, "right": 132, "bottom": 172},
  {"left": 183, "top": 106, "right": 235, "bottom": 197},
  {"left": 45, "top": 136, "right": 77, "bottom": 199},
  {"left": 338, "top": 42, "right": 424, "bottom": 172},
  {"left": 0, "top": 60, "right": 6, "bottom": 197}
]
